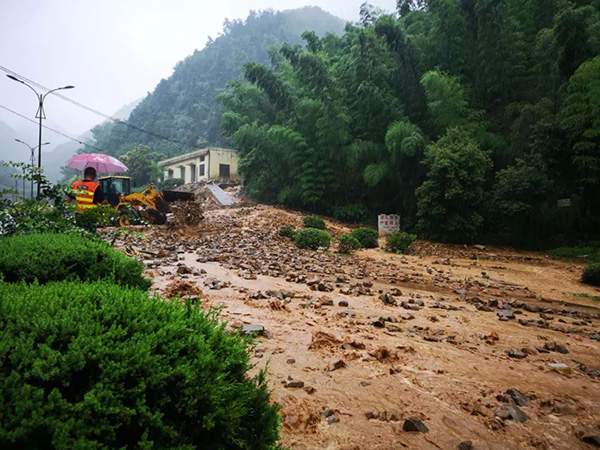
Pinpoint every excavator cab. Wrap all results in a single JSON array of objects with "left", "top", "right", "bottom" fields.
[{"left": 99, "top": 176, "right": 131, "bottom": 206}]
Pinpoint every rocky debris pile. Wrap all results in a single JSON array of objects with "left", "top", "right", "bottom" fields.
[
  {"left": 169, "top": 200, "right": 205, "bottom": 227},
  {"left": 162, "top": 279, "right": 203, "bottom": 299}
]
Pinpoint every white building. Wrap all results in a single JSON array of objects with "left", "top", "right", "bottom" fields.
[{"left": 158, "top": 147, "right": 239, "bottom": 184}]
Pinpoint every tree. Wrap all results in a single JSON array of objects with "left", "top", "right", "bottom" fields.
[
  {"left": 416, "top": 128, "right": 491, "bottom": 242},
  {"left": 560, "top": 55, "right": 600, "bottom": 187},
  {"left": 420, "top": 70, "right": 475, "bottom": 136},
  {"left": 121, "top": 145, "right": 162, "bottom": 187},
  {"left": 492, "top": 153, "right": 550, "bottom": 244},
  {"left": 554, "top": 5, "right": 598, "bottom": 81}
]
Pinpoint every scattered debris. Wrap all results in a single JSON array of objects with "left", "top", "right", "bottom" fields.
[
  {"left": 495, "top": 405, "right": 529, "bottom": 422},
  {"left": 402, "top": 418, "right": 429, "bottom": 433}
]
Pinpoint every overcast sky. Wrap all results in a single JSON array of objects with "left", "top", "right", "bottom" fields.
[{"left": 0, "top": 0, "right": 396, "bottom": 150}]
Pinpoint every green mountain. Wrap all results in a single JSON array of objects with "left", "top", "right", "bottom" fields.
[{"left": 90, "top": 6, "right": 346, "bottom": 157}]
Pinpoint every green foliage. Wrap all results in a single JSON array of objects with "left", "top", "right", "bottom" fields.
[
  {"left": 303, "top": 215, "right": 326, "bottom": 230},
  {"left": 416, "top": 128, "right": 492, "bottom": 242},
  {"left": 278, "top": 224, "right": 296, "bottom": 239},
  {"left": 332, "top": 203, "right": 370, "bottom": 224},
  {"left": 219, "top": 6, "right": 600, "bottom": 245},
  {"left": 338, "top": 233, "right": 361, "bottom": 254},
  {"left": 559, "top": 55, "right": 600, "bottom": 187},
  {"left": 0, "top": 209, "right": 16, "bottom": 235},
  {"left": 0, "top": 233, "right": 150, "bottom": 290},
  {"left": 421, "top": 70, "right": 474, "bottom": 135},
  {"left": 3, "top": 200, "right": 80, "bottom": 235},
  {"left": 293, "top": 228, "right": 331, "bottom": 250},
  {"left": 386, "top": 231, "right": 417, "bottom": 254},
  {"left": 75, "top": 205, "right": 119, "bottom": 230},
  {"left": 549, "top": 241, "right": 600, "bottom": 263},
  {"left": 0, "top": 281, "right": 280, "bottom": 449},
  {"left": 492, "top": 153, "right": 550, "bottom": 243},
  {"left": 582, "top": 263, "right": 600, "bottom": 286},
  {"left": 351, "top": 227, "right": 379, "bottom": 249},
  {"left": 120, "top": 145, "right": 163, "bottom": 187}
]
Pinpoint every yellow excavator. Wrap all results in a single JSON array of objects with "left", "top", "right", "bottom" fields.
[{"left": 98, "top": 176, "right": 194, "bottom": 226}]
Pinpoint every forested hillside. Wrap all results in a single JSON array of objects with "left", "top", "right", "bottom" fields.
[
  {"left": 222, "top": 0, "right": 600, "bottom": 247},
  {"left": 90, "top": 7, "right": 345, "bottom": 156}
]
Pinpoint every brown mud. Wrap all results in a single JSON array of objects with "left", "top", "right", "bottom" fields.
[{"left": 102, "top": 205, "right": 600, "bottom": 450}]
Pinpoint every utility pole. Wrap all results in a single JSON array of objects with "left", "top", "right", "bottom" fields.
[
  {"left": 14, "top": 139, "right": 50, "bottom": 198},
  {"left": 6, "top": 74, "right": 74, "bottom": 197}
]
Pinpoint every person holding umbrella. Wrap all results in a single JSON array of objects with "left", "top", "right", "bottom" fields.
[
  {"left": 66, "top": 153, "right": 128, "bottom": 211},
  {"left": 71, "top": 166, "right": 105, "bottom": 210}
]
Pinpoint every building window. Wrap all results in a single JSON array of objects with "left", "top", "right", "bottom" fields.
[
  {"left": 200, "top": 155, "right": 205, "bottom": 162},
  {"left": 167, "top": 169, "right": 173, "bottom": 179},
  {"left": 179, "top": 166, "right": 185, "bottom": 179},
  {"left": 199, "top": 163, "right": 205, "bottom": 177},
  {"left": 219, "top": 164, "right": 230, "bottom": 179}
]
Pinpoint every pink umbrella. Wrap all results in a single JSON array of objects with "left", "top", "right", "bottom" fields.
[{"left": 67, "top": 153, "right": 128, "bottom": 174}]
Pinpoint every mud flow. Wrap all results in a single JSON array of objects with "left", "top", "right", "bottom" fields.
[{"left": 102, "top": 205, "right": 600, "bottom": 450}]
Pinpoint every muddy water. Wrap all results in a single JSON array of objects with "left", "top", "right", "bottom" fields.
[{"left": 122, "top": 205, "right": 600, "bottom": 450}]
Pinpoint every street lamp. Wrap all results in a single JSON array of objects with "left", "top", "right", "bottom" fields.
[
  {"left": 6, "top": 74, "right": 74, "bottom": 196},
  {"left": 14, "top": 139, "right": 50, "bottom": 198}
]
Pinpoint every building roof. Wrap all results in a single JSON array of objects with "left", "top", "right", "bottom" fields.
[{"left": 158, "top": 147, "right": 237, "bottom": 167}]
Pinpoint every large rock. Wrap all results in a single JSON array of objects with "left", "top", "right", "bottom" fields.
[{"left": 402, "top": 418, "right": 429, "bottom": 433}]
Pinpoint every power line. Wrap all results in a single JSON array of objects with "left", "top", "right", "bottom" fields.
[
  {"left": 0, "top": 103, "right": 110, "bottom": 154},
  {"left": 0, "top": 65, "right": 190, "bottom": 149}
]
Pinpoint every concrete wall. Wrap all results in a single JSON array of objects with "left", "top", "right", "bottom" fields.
[
  {"left": 160, "top": 148, "right": 239, "bottom": 183},
  {"left": 207, "top": 148, "right": 239, "bottom": 180}
]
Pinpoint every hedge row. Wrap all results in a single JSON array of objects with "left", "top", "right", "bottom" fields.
[
  {"left": 0, "top": 233, "right": 150, "bottom": 289},
  {"left": 0, "top": 282, "right": 280, "bottom": 449}
]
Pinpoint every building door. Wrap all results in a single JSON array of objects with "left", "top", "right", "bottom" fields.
[
  {"left": 219, "top": 164, "right": 230, "bottom": 179},
  {"left": 190, "top": 164, "right": 196, "bottom": 183}
]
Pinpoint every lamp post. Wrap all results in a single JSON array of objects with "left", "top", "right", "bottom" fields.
[
  {"left": 6, "top": 74, "right": 74, "bottom": 196},
  {"left": 14, "top": 139, "right": 50, "bottom": 198}
]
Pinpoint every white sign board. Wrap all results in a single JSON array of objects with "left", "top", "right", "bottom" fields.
[
  {"left": 557, "top": 198, "right": 572, "bottom": 208},
  {"left": 378, "top": 214, "right": 400, "bottom": 236}
]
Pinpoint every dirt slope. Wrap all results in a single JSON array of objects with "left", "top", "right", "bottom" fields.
[{"left": 103, "top": 205, "right": 600, "bottom": 450}]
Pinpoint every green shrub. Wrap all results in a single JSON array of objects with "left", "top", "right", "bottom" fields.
[
  {"left": 0, "top": 281, "right": 280, "bottom": 449},
  {"left": 294, "top": 228, "right": 331, "bottom": 250},
  {"left": 75, "top": 205, "right": 119, "bottom": 230},
  {"left": 333, "top": 203, "right": 369, "bottom": 224},
  {"left": 0, "top": 209, "right": 16, "bottom": 236},
  {"left": 351, "top": 227, "right": 379, "bottom": 248},
  {"left": 303, "top": 215, "right": 326, "bottom": 230},
  {"left": 338, "top": 233, "right": 361, "bottom": 254},
  {"left": 582, "top": 263, "right": 600, "bottom": 286},
  {"left": 549, "top": 241, "right": 600, "bottom": 263},
  {"left": 386, "top": 231, "right": 417, "bottom": 254},
  {"left": 0, "top": 233, "right": 150, "bottom": 289},
  {"left": 278, "top": 224, "right": 296, "bottom": 239},
  {"left": 5, "top": 200, "right": 80, "bottom": 235}
]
